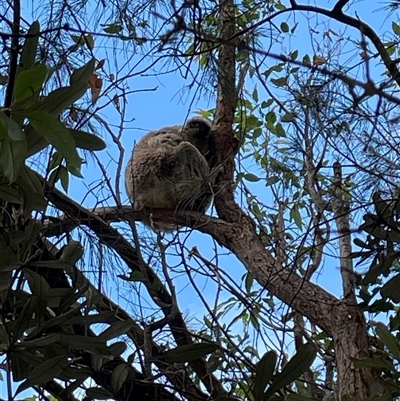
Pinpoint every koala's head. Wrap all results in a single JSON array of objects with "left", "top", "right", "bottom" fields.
[{"left": 181, "top": 117, "right": 212, "bottom": 157}]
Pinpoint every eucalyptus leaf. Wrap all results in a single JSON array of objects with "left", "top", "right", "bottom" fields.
[
  {"left": 14, "top": 64, "right": 49, "bottom": 102},
  {"left": 18, "top": 21, "right": 40, "bottom": 73},
  {"left": 16, "top": 355, "right": 67, "bottom": 394},
  {"left": 253, "top": 351, "right": 277, "bottom": 401},
  {"left": 98, "top": 320, "right": 135, "bottom": 341},
  {"left": 381, "top": 274, "right": 400, "bottom": 303},
  {"left": 28, "top": 111, "right": 82, "bottom": 170},
  {"left": 70, "top": 129, "right": 106, "bottom": 151},
  {"left": 161, "top": 342, "right": 219, "bottom": 363},
  {"left": 111, "top": 363, "right": 129, "bottom": 393},
  {"left": 375, "top": 322, "right": 400, "bottom": 359},
  {"left": 70, "top": 58, "right": 96, "bottom": 85},
  {"left": 263, "top": 343, "right": 317, "bottom": 399}
]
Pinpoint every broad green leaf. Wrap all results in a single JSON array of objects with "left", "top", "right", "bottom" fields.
[
  {"left": 27, "top": 111, "right": 82, "bottom": 170},
  {"left": 98, "top": 320, "right": 135, "bottom": 341},
  {"left": 34, "top": 84, "right": 89, "bottom": 116},
  {"left": 16, "top": 333, "right": 60, "bottom": 348},
  {"left": 16, "top": 174, "right": 47, "bottom": 212},
  {"left": 161, "top": 342, "right": 219, "bottom": 363},
  {"left": 263, "top": 343, "right": 317, "bottom": 399},
  {"left": 0, "top": 136, "right": 27, "bottom": 183},
  {"left": 24, "top": 270, "right": 50, "bottom": 297},
  {"left": 10, "top": 351, "right": 32, "bottom": 381},
  {"left": 25, "top": 124, "right": 48, "bottom": 157},
  {"left": 392, "top": 21, "right": 400, "bottom": 36},
  {"left": 375, "top": 322, "right": 400, "bottom": 359},
  {"left": 290, "top": 206, "right": 303, "bottom": 229},
  {"left": 16, "top": 355, "right": 67, "bottom": 394},
  {"left": 0, "top": 182, "right": 21, "bottom": 203},
  {"left": 0, "top": 111, "right": 25, "bottom": 141},
  {"left": 69, "top": 129, "right": 106, "bottom": 150},
  {"left": 18, "top": 21, "right": 40, "bottom": 73},
  {"left": 111, "top": 364, "right": 129, "bottom": 393},
  {"left": 0, "top": 112, "right": 27, "bottom": 182},
  {"left": 58, "top": 166, "right": 69, "bottom": 192},
  {"left": 245, "top": 272, "right": 254, "bottom": 293},
  {"left": 244, "top": 173, "right": 260, "bottom": 182},
  {"left": 280, "top": 22, "right": 289, "bottom": 33},
  {"left": 70, "top": 58, "right": 96, "bottom": 86},
  {"left": 108, "top": 341, "right": 128, "bottom": 358},
  {"left": 58, "top": 335, "right": 111, "bottom": 356},
  {"left": 290, "top": 50, "right": 299, "bottom": 60},
  {"left": 14, "top": 64, "right": 49, "bottom": 102},
  {"left": 253, "top": 351, "right": 277, "bottom": 401},
  {"left": 381, "top": 274, "right": 400, "bottom": 303}
]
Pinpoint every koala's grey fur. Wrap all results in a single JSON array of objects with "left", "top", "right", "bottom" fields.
[{"left": 125, "top": 117, "right": 216, "bottom": 231}]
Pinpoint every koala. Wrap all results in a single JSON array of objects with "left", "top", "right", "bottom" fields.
[
  {"left": 181, "top": 117, "right": 216, "bottom": 167},
  {"left": 125, "top": 117, "right": 217, "bottom": 231}
]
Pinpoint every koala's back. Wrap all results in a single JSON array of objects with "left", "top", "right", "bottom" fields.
[{"left": 125, "top": 125, "right": 212, "bottom": 230}]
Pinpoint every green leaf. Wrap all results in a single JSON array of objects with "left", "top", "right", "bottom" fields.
[
  {"left": 111, "top": 364, "right": 129, "bottom": 393},
  {"left": 245, "top": 272, "right": 254, "bottom": 293},
  {"left": 98, "top": 320, "right": 135, "bottom": 341},
  {"left": 290, "top": 206, "right": 303, "bottom": 229},
  {"left": 392, "top": 21, "right": 400, "bottom": 35},
  {"left": 34, "top": 84, "right": 89, "bottom": 117},
  {"left": 27, "top": 110, "right": 82, "bottom": 171},
  {"left": 261, "top": 99, "right": 273, "bottom": 109},
  {"left": 0, "top": 110, "right": 25, "bottom": 141},
  {"left": 108, "top": 341, "right": 128, "bottom": 358},
  {"left": 244, "top": 173, "right": 261, "bottom": 182},
  {"left": 69, "top": 129, "right": 106, "bottom": 151},
  {"left": 70, "top": 58, "right": 96, "bottom": 86},
  {"left": 280, "top": 22, "right": 289, "bottom": 33},
  {"left": 103, "top": 23, "right": 123, "bottom": 34},
  {"left": 381, "top": 274, "right": 400, "bottom": 303},
  {"left": 253, "top": 351, "right": 277, "bottom": 401},
  {"left": 0, "top": 113, "right": 27, "bottom": 183},
  {"left": 161, "top": 342, "right": 219, "bottom": 363},
  {"left": 18, "top": 21, "right": 40, "bottom": 73},
  {"left": 16, "top": 355, "right": 67, "bottom": 394},
  {"left": 16, "top": 333, "right": 60, "bottom": 348},
  {"left": 271, "top": 77, "right": 287, "bottom": 87},
  {"left": 252, "top": 86, "right": 259, "bottom": 102},
  {"left": 0, "top": 182, "right": 21, "bottom": 203},
  {"left": 263, "top": 343, "right": 317, "bottom": 399},
  {"left": 14, "top": 64, "right": 49, "bottom": 102},
  {"left": 375, "top": 322, "right": 400, "bottom": 359},
  {"left": 58, "top": 335, "right": 111, "bottom": 356},
  {"left": 303, "top": 54, "right": 311, "bottom": 66},
  {"left": 290, "top": 50, "right": 299, "bottom": 61}
]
